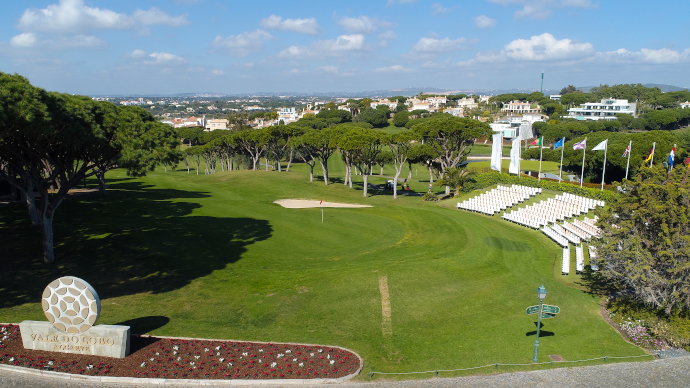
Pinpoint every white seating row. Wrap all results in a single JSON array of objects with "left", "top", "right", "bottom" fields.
[
  {"left": 562, "top": 247, "right": 570, "bottom": 274},
  {"left": 551, "top": 224, "right": 581, "bottom": 244},
  {"left": 576, "top": 245, "right": 584, "bottom": 273},
  {"left": 458, "top": 184, "right": 541, "bottom": 215},
  {"left": 502, "top": 193, "right": 604, "bottom": 230},
  {"left": 561, "top": 221, "right": 592, "bottom": 240},
  {"left": 541, "top": 225, "right": 569, "bottom": 247},
  {"left": 573, "top": 218, "right": 602, "bottom": 238}
]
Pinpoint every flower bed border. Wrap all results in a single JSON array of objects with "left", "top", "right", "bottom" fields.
[{"left": 0, "top": 323, "right": 363, "bottom": 385}]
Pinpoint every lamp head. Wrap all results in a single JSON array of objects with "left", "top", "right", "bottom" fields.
[{"left": 537, "top": 285, "right": 547, "bottom": 301}]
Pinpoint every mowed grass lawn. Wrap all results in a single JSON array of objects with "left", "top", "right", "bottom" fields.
[{"left": 0, "top": 163, "right": 643, "bottom": 378}]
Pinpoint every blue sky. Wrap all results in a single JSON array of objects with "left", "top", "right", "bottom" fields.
[{"left": 1, "top": 0, "right": 689, "bottom": 95}]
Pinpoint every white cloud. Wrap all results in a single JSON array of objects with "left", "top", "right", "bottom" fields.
[
  {"left": 133, "top": 7, "right": 189, "bottom": 27},
  {"left": 17, "top": 0, "right": 188, "bottom": 33},
  {"left": 260, "top": 15, "right": 318, "bottom": 35},
  {"left": 319, "top": 66, "right": 340, "bottom": 74},
  {"left": 315, "top": 34, "right": 365, "bottom": 52},
  {"left": 278, "top": 45, "right": 310, "bottom": 58},
  {"left": 504, "top": 33, "right": 593, "bottom": 60},
  {"left": 378, "top": 30, "right": 397, "bottom": 47},
  {"left": 474, "top": 15, "right": 496, "bottom": 28},
  {"left": 489, "top": 0, "right": 593, "bottom": 20},
  {"left": 10, "top": 33, "right": 37, "bottom": 47},
  {"left": 145, "top": 52, "right": 187, "bottom": 65},
  {"left": 278, "top": 34, "right": 366, "bottom": 59},
  {"left": 129, "top": 49, "right": 146, "bottom": 58},
  {"left": 211, "top": 69, "right": 224, "bottom": 76},
  {"left": 339, "top": 16, "right": 389, "bottom": 34},
  {"left": 597, "top": 48, "right": 690, "bottom": 65},
  {"left": 375, "top": 65, "right": 411, "bottom": 72},
  {"left": 212, "top": 30, "right": 273, "bottom": 57},
  {"left": 413, "top": 36, "right": 469, "bottom": 53},
  {"left": 431, "top": 3, "right": 450, "bottom": 15}
]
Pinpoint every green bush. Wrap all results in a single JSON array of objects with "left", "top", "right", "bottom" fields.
[{"left": 462, "top": 170, "right": 618, "bottom": 202}]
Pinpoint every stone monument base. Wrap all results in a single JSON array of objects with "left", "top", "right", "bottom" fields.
[{"left": 19, "top": 321, "right": 130, "bottom": 358}]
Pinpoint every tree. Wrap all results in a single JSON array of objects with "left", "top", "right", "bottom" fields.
[
  {"left": 265, "top": 124, "right": 302, "bottom": 172},
  {"left": 592, "top": 166, "right": 690, "bottom": 315},
  {"left": 290, "top": 128, "right": 337, "bottom": 185},
  {"left": 354, "top": 108, "right": 388, "bottom": 128},
  {"left": 0, "top": 73, "right": 180, "bottom": 263},
  {"left": 387, "top": 131, "right": 419, "bottom": 199},
  {"left": 436, "top": 167, "right": 476, "bottom": 197},
  {"left": 393, "top": 110, "right": 410, "bottom": 127},
  {"left": 232, "top": 128, "right": 270, "bottom": 170},
  {"left": 412, "top": 114, "right": 492, "bottom": 195},
  {"left": 338, "top": 128, "right": 383, "bottom": 197},
  {"left": 560, "top": 85, "right": 579, "bottom": 95}
]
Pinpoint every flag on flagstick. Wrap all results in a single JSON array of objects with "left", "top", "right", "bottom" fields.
[
  {"left": 573, "top": 139, "right": 587, "bottom": 150},
  {"left": 320, "top": 199, "right": 324, "bottom": 222},
  {"left": 622, "top": 142, "right": 631, "bottom": 157},
  {"left": 592, "top": 139, "right": 608, "bottom": 151},
  {"left": 623, "top": 140, "right": 632, "bottom": 180},
  {"left": 557, "top": 137, "right": 565, "bottom": 182},
  {"left": 531, "top": 137, "right": 542, "bottom": 146},
  {"left": 645, "top": 143, "right": 655, "bottom": 163},
  {"left": 668, "top": 144, "right": 677, "bottom": 168},
  {"left": 553, "top": 138, "right": 564, "bottom": 149}
]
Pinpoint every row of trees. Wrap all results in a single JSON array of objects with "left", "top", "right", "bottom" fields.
[
  {"left": 179, "top": 114, "right": 492, "bottom": 198},
  {"left": 0, "top": 73, "right": 180, "bottom": 263}
]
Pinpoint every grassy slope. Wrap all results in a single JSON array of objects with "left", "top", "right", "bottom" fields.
[{"left": 0, "top": 163, "right": 643, "bottom": 378}]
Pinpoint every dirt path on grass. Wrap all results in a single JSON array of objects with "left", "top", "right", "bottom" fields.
[{"left": 378, "top": 276, "right": 392, "bottom": 337}]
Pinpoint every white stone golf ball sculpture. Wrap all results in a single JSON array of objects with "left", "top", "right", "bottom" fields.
[{"left": 41, "top": 276, "right": 101, "bottom": 333}]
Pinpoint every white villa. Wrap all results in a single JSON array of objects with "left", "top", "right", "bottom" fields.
[
  {"left": 679, "top": 101, "right": 690, "bottom": 109},
  {"left": 205, "top": 119, "right": 228, "bottom": 131},
  {"left": 490, "top": 114, "right": 546, "bottom": 139},
  {"left": 370, "top": 99, "right": 398, "bottom": 110},
  {"left": 566, "top": 98, "right": 637, "bottom": 120},
  {"left": 501, "top": 100, "right": 541, "bottom": 116},
  {"left": 277, "top": 107, "right": 299, "bottom": 124}
]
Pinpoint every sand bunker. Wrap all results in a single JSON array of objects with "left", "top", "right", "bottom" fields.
[{"left": 274, "top": 199, "right": 372, "bottom": 209}]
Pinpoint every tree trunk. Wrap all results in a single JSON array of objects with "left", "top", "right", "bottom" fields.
[
  {"left": 96, "top": 170, "right": 106, "bottom": 196},
  {"left": 252, "top": 156, "right": 259, "bottom": 170},
  {"left": 428, "top": 166, "right": 434, "bottom": 185},
  {"left": 41, "top": 209, "right": 56, "bottom": 264},
  {"left": 285, "top": 150, "right": 293, "bottom": 172},
  {"left": 265, "top": 157, "right": 269, "bottom": 171},
  {"left": 445, "top": 185, "right": 451, "bottom": 196},
  {"left": 393, "top": 170, "right": 401, "bottom": 199},
  {"left": 185, "top": 158, "right": 190, "bottom": 174},
  {"left": 320, "top": 161, "right": 329, "bottom": 185},
  {"left": 24, "top": 184, "right": 40, "bottom": 226},
  {"left": 309, "top": 164, "right": 314, "bottom": 182},
  {"left": 362, "top": 172, "right": 369, "bottom": 197},
  {"left": 195, "top": 160, "right": 200, "bottom": 175},
  {"left": 380, "top": 166, "right": 384, "bottom": 175}
]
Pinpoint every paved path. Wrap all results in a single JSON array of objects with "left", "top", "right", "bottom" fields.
[{"left": 1, "top": 357, "right": 689, "bottom": 388}]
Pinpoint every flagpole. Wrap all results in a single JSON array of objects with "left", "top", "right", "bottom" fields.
[
  {"left": 600, "top": 141, "right": 607, "bottom": 191},
  {"left": 625, "top": 140, "right": 632, "bottom": 180},
  {"left": 538, "top": 136, "right": 543, "bottom": 182},
  {"left": 518, "top": 138, "right": 522, "bottom": 179},
  {"left": 650, "top": 142, "right": 655, "bottom": 167},
  {"left": 558, "top": 137, "right": 565, "bottom": 183},
  {"left": 580, "top": 137, "right": 587, "bottom": 188}
]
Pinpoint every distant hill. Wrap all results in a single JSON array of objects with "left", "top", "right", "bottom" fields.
[{"left": 578, "top": 83, "right": 688, "bottom": 93}]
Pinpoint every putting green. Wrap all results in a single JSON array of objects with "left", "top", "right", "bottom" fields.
[{"left": 0, "top": 165, "right": 643, "bottom": 378}]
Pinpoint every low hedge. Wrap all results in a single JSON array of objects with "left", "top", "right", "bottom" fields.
[{"left": 462, "top": 170, "right": 619, "bottom": 202}]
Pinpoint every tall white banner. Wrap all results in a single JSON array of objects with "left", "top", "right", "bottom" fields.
[
  {"left": 509, "top": 137, "right": 521, "bottom": 175},
  {"left": 491, "top": 134, "right": 503, "bottom": 172}
]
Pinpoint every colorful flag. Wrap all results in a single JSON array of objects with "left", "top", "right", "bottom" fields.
[
  {"left": 320, "top": 199, "right": 323, "bottom": 205},
  {"left": 553, "top": 138, "right": 565, "bottom": 149},
  {"left": 531, "top": 137, "right": 542, "bottom": 146},
  {"left": 592, "top": 139, "right": 608, "bottom": 151},
  {"left": 668, "top": 144, "right": 677, "bottom": 168},
  {"left": 622, "top": 142, "right": 631, "bottom": 157},
  {"left": 645, "top": 144, "right": 655, "bottom": 162},
  {"left": 573, "top": 139, "right": 587, "bottom": 150}
]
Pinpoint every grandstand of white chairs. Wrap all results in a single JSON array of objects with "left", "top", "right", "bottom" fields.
[
  {"left": 575, "top": 245, "right": 585, "bottom": 273},
  {"left": 457, "top": 184, "right": 541, "bottom": 215},
  {"left": 502, "top": 193, "right": 603, "bottom": 229},
  {"left": 562, "top": 247, "right": 570, "bottom": 275}
]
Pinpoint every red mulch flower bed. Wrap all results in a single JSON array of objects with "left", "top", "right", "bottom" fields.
[{"left": 0, "top": 324, "right": 361, "bottom": 380}]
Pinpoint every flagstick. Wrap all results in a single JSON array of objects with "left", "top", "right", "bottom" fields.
[
  {"left": 625, "top": 140, "right": 632, "bottom": 180},
  {"left": 650, "top": 142, "right": 655, "bottom": 167},
  {"left": 558, "top": 137, "right": 565, "bottom": 183},
  {"left": 537, "top": 136, "right": 543, "bottom": 182},
  {"left": 580, "top": 137, "right": 587, "bottom": 188},
  {"left": 600, "top": 142, "right": 607, "bottom": 191}
]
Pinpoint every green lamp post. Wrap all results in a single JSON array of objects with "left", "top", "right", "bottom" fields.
[{"left": 532, "top": 285, "right": 547, "bottom": 362}]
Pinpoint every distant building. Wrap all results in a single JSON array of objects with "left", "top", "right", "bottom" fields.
[
  {"left": 490, "top": 114, "right": 546, "bottom": 139},
  {"left": 277, "top": 107, "right": 299, "bottom": 124},
  {"left": 370, "top": 99, "right": 398, "bottom": 110},
  {"left": 500, "top": 100, "right": 541, "bottom": 116},
  {"left": 549, "top": 94, "right": 561, "bottom": 101},
  {"left": 679, "top": 101, "right": 690, "bottom": 109},
  {"left": 566, "top": 98, "right": 636, "bottom": 121},
  {"left": 205, "top": 119, "right": 228, "bottom": 131}
]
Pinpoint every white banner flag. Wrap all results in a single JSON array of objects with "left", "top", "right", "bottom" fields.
[
  {"left": 509, "top": 137, "right": 521, "bottom": 175},
  {"left": 592, "top": 139, "right": 608, "bottom": 151},
  {"left": 491, "top": 134, "right": 503, "bottom": 172}
]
